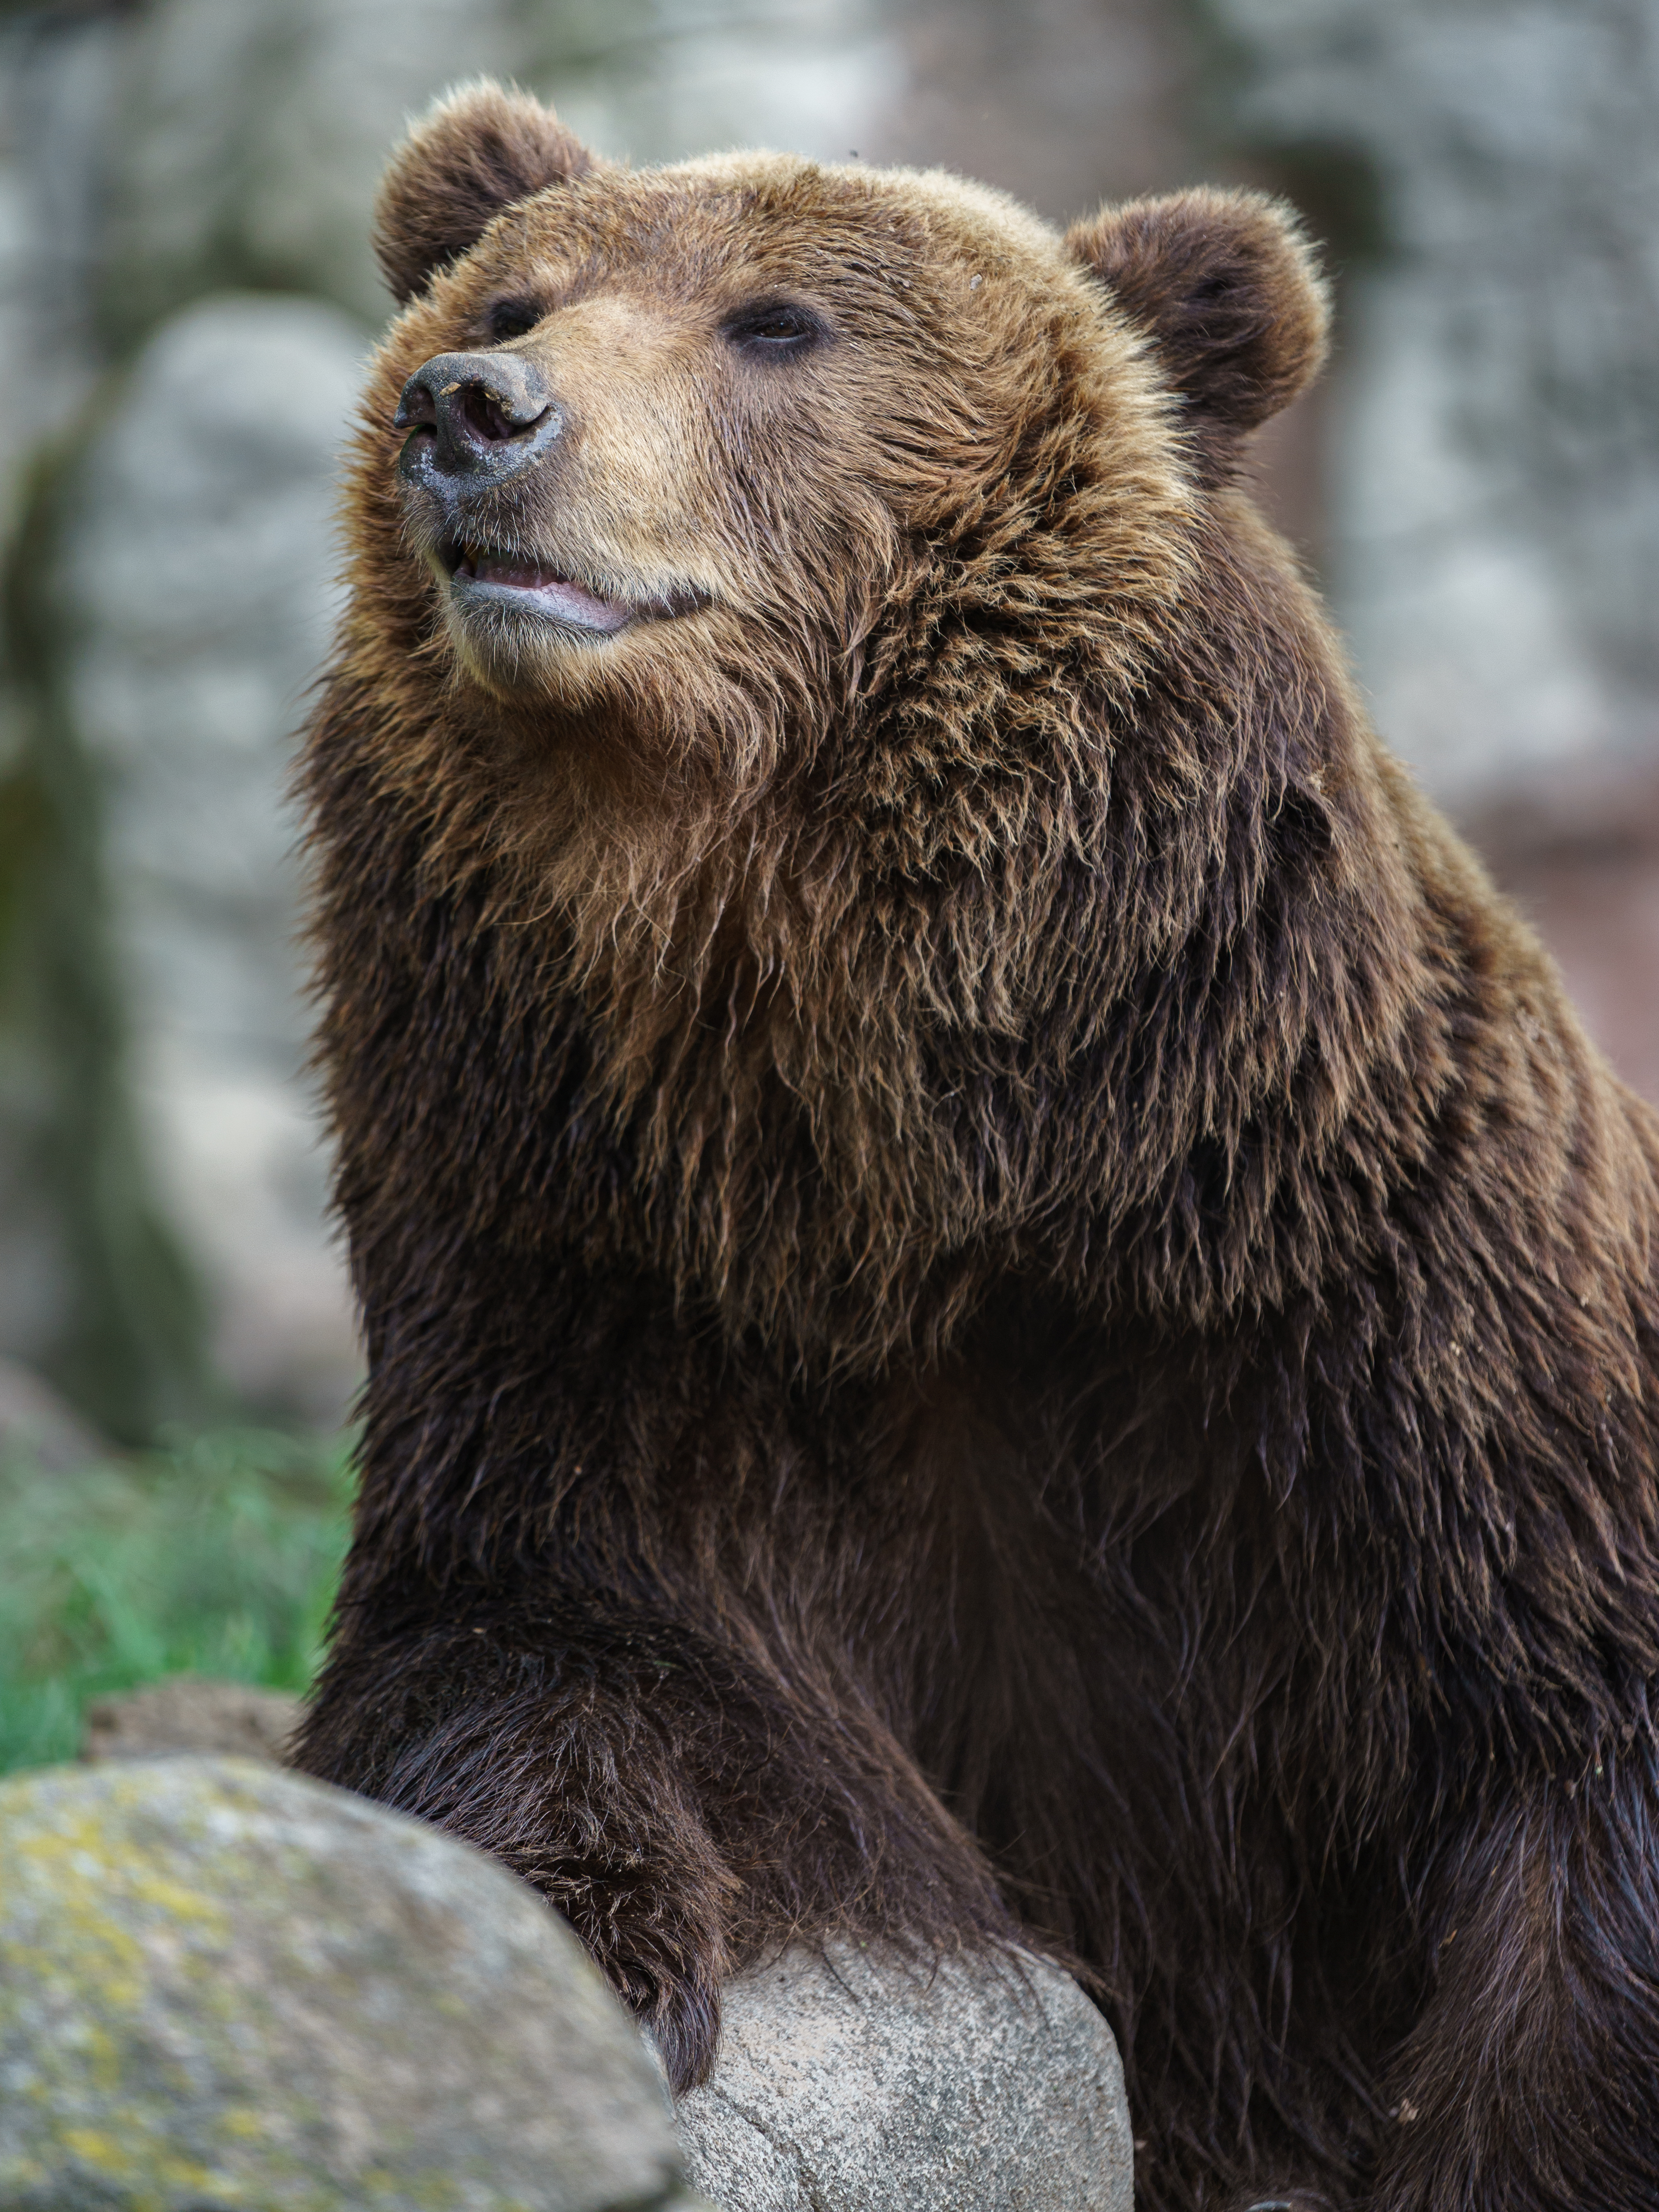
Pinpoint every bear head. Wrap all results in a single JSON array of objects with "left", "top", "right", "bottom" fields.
[{"left": 353, "top": 84, "right": 1328, "bottom": 901}]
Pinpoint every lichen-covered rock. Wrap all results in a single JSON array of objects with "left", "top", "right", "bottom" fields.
[
  {"left": 0, "top": 1757, "right": 706, "bottom": 2212},
  {"left": 79, "top": 1675, "right": 302, "bottom": 1764},
  {"left": 677, "top": 1943, "right": 1133, "bottom": 2210}
]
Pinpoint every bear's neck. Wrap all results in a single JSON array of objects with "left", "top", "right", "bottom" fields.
[{"left": 309, "top": 501, "right": 1474, "bottom": 1376}]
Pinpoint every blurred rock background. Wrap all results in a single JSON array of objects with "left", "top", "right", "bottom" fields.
[{"left": 0, "top": 0, "right": 1654, "bottom": 1444}]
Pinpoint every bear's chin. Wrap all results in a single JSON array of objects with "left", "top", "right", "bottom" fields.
[{"left": 440, "top": 589, "right": 641, "bottom": 703}]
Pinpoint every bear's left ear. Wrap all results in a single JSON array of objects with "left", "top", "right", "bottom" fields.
[
  {"left": 374, "top": 80, "right": 596, "bottom": 307},
  {"left": 1066, "top": 188, "right": 1330, "bottom": 469}
]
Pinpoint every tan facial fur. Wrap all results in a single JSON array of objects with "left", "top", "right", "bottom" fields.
[
  {"left": 360, "top": 136, "right": 1197, "bottom": 816},
  {"left": 429, "top": 297, "right": 717, "bottom": 676}
]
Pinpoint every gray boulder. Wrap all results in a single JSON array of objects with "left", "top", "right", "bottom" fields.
[
  {"left": 96, "top": 0, "right": 532, "bottom": 333},
  {"left": 678, "top": 1941, "right": 1133, "bottom": 2210},
  {"left": 0, "top": 1757, "right": 707, "bottom": 2212}
]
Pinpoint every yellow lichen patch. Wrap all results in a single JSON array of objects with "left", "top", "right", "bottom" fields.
[
  {"left": 59, "top": 2124, "right": 212, "bottom": 2190},
  {"left": 1, "top": 1813, "right": 150, "bottom": 2011},
  {"left": 0, "top": 1789, "right": 236, "bottom": 2061}
]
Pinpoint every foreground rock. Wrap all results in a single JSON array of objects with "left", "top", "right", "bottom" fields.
[
  {"left": 0, "top": 1758, "right": 706, "bottom": 2212},
  {"left": 0, "top": 1754, "right": 1131, "bottom": 2208},
  {"left": 678, "top": 1942, "right": 1132, "bottom": 2210},
  {"left": 79, "top": 1674, "right": 302, "bottom": 1764}
]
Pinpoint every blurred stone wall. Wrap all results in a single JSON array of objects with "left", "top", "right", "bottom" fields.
[
  {"left": 0, "top": 0, "right": 896, "bottom": 1439},
  {"left": 869, "top": 0, "right": 1197, "bottom": 215},
  {"left": 1208, "top": 0, "right": 1659, "bottom": 804},
  {"left": 1206, "top": 0, "right": 1659, "bottom": 1102},
  {"left": 0, "top": 0, "right": 1654, "bottom": 1439}
]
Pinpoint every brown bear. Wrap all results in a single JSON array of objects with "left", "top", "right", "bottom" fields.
[{"left": 293, "top": 82, "right": 1659, "bottom": 2212}]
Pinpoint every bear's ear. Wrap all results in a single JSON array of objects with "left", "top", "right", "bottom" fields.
[
  {"left": 373, "top": 80, "right": 595, "bottom": 307},
  {"left": 1066, "top": 188, "right": 1330, "bottom": 466}
]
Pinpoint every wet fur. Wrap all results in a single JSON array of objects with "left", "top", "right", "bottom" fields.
[{"left": 295, "top": 85, "right": 1659, "bottom": 2211}]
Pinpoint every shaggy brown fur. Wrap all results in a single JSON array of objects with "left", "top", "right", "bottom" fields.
[{"left": 294, "top": 84, "right": 1659, "bottom": 2212}]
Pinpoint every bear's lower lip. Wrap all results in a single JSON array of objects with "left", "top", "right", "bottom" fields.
[{"left": 446, "top": 543, "right": 634, "bottom": 635}]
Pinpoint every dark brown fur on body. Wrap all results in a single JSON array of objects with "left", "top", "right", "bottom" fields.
[{"left": 295, "top": 85, "right": 1659, "bottom": 2210}]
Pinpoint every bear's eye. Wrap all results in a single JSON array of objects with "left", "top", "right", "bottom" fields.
[
  {"left": 486, "top": 298, "right": 544, "bottom": 343},
  {"left": 723, "top": 301, "right": 822, "bottom": 355}
]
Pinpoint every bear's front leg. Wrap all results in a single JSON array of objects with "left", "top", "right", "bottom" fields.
[
  {"left": 297, "top": 1598, "right": 746, "bottom": 2083},
  {"left": 296, "top": 1570, "right": 1016, "bottom": 2090},
  {"left": 290, "top": 1251, "right": 1024, "bottom": 2088},
  {"left": 1362, "top": 1751, "right": 1659, "bottom": 2212}
]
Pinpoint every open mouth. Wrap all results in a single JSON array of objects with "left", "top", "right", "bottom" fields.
[{"left": 441, "top": 541, "right": 635, "bottom": 636}]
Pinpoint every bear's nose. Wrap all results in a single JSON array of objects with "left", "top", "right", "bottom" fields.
[{"left": 393, "top": 350, "right": 562, "bottom": 484}]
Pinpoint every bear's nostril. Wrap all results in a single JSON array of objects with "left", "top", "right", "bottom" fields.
[
  {"left": 392, "top": 381, "right": 438, "bottom": 433},
  {"left": 452, "top": 384, "right": 544, "bottom": 445}
]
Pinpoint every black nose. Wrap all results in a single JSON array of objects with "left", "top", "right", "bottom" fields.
[{"left": 393, "top": 351, "right": 562, "bottom": 484}]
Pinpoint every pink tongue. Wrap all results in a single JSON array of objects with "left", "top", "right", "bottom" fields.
[{"left": 472, "top": 553, "right": 629, "bottom": 632}]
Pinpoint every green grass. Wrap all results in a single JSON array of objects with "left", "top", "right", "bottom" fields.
[{"left": 0, "top": 1428, "right": 354, "bottom": 1776}]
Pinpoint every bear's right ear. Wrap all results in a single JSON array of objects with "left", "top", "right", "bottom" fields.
[
  {"left": 373, "top": 81, "right": 595, "bottom": 307},
  {"left": 1065, "top": 188, "right": 1329, "bottom": 472}
]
